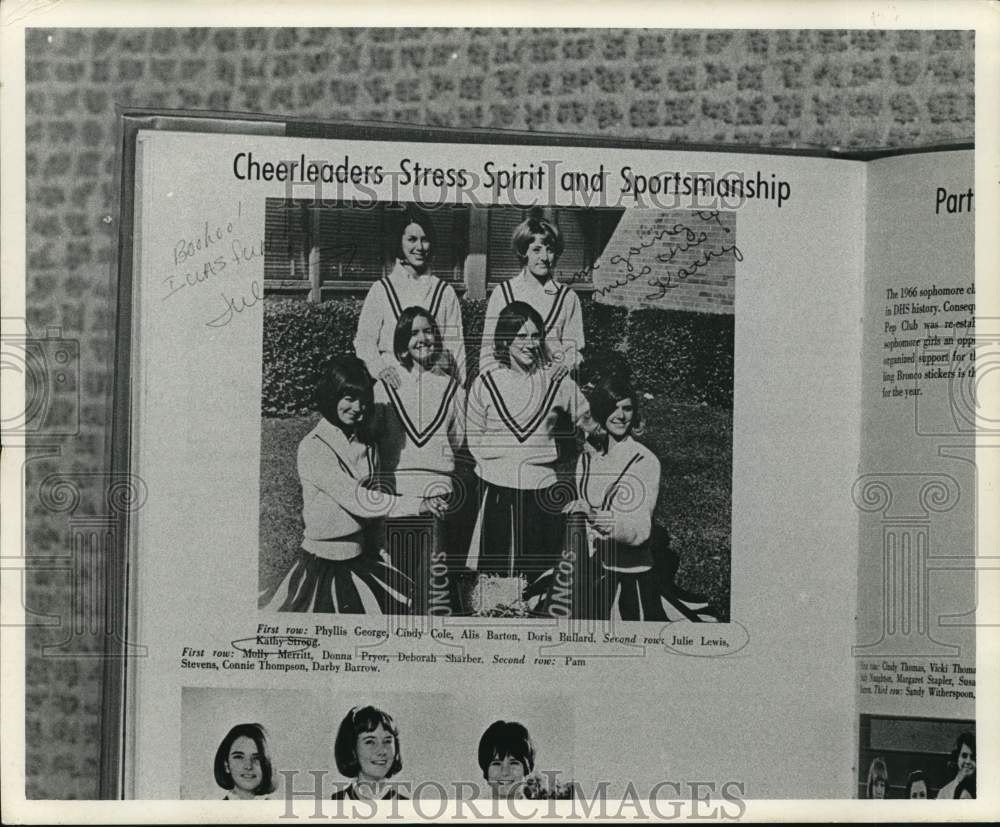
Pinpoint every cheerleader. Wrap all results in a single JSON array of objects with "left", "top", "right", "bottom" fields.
[
  {"left": 533, "top": 375, "right": 714, "bottom": 621},
  {"left": 214, "top": 723, "right": 276, "bottom": 800},
  {"left": 261, "top": 355, "right": 447, "bottom": 614},
  {"left": 466, "top": 301, "right": 590, "bottom": 600},
  {"left": 374, "top": 306, "right": 466, "bottom": 614},
  {"left": 478, "top": 208, "right": 585, "bottom": 376},
  {"left": 331, "top": 705, "right": 408, "bottom": 801},
  {"left": 354, "top": 205, "right": 466, "bottom": 386}
]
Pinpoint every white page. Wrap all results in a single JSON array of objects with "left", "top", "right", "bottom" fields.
[
  {"left": 124, "top": 129, "right": 865, "bottom": 801},
  {"left": 855, "top": 150, "right": 977, "bottom": 800}
]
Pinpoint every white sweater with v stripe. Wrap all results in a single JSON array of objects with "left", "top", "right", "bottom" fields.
[
  {"left": 467, "top": 365, "right": 590, "bottom": 489},
  {"left": 373, "top": 367, "right": 466, "bottom": 497},
  {"left": 354, "top": 262, "right": 467, "bottom": 383}
]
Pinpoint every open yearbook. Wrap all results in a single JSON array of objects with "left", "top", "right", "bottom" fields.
[{"left": 110, "top": 113, "right": 978, "bottom": 806}]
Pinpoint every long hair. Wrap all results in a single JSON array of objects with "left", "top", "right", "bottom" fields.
[
  {"left": 493, "top": 300, "right": 548, "bottom": 369},
  {"left": 477, "top": 720, "right": 535, "bottom": 779},
  {"left": 393, "top": 305, "right": 442, "bottom": 370},
  {"left": 333, "top": 705, "right": 403, "bottom": 780},
  {"left": 866, "top": 756, "right": 888, "bottom": 799},
  {"left": 511, "top": 207, "right": 564, "bottom": 263},
  {"left": 315, "top": 355, "right": 374, "bottom": 441},
  {"left": 213, "top": 722, "right": 276, "bottom": 795}
]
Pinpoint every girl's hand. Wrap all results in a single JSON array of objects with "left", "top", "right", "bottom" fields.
[
  {"left": 378, "top": 366, "right": 401, "bottom": 389},
  {"left": 419, "top": 496, "right": 448, "bottom": 518}
]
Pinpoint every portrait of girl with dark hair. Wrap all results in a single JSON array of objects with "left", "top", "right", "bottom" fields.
[
  {"left": 331, "top": 705, "right": 407, "bottom": 801},
  {"left": 213, "top": 723, "right": 276, "bottom": 800}
]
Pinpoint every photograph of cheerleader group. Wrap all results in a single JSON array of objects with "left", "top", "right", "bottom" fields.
[
  {"left": 183, "top": 690, "right": 575, "bottom": 801},
  {"left": 258, "top": 202, "right": 733, "bottom": 620},
  {"left": 859, "top": 715, "right": 976, "bottom": 800}
]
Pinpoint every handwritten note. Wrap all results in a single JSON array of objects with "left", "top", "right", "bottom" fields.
[{"left": 586, "top": 209, "right": 741, "bottom": 309}]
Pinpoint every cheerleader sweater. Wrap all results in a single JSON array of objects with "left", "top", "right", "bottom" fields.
[
  {"left": 467, "top": 365, "right": 590, "bottom": 490},
  {"left": 354, "top": 262, "right": 467, "bottom": 383},
  {"left": 373, "top": 367, "right": 466, "bottom": 497},
  {"left": 298, "top": 417, "right": 424, "bottom": 557},
  {"left": 577, "top": 437, "right": 661, "bottom": 548},
  {"left": 478, "top": 271, "right": 585, "bottom": 374}
]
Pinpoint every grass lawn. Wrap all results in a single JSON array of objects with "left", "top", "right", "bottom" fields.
[{"left": 259, "top": 397, "right": 732, "bottom": 619}]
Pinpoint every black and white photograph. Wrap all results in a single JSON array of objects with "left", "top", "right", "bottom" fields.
[
  {"left": 180, "top": 687, "right": 575, "bottom": 802},
  {"left": 858, "top": 714, "right": 976, "bottom": 800},
  {"left": 2, "top": 8, "right": 995, "bottom": 821},
  {"left": 256, "top": 199, "right": 733, "bottom": 621}
]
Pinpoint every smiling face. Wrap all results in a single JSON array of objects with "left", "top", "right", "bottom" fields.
[
  {"left": 226, "top": 736, "right": 263, "bottom": 798},
  {"left": 336, "top": 393, "right": 366, "bottom": 429},
  {"left": 957, "top": 743, "right": 975, "bottom": 774},
  {"left": 524, "top": 234, "right": 556, "bottom": 280},
  {"left": 356, "top": 724, "right": 396, "bottom": 783},
  {"left": 604, "top": 397, "right": 635, "bottom": 441},
  {"left": 509, "top": 319, "right": 542, "bottom": 372},
  {"left": 487, "top": 754, "right": 526, "bottom": 798},
  {"left": 407, "top": 314, "right": 438, "bottom": 368},
  {"left": 400, "top": 222, "right": 431, "bottom": 272}
]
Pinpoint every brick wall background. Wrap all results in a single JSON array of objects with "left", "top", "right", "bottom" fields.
[
  {"left": 592, "top": 208, "right": 737, "bottom": 311},
  {"left": 21, "top": 27, "right": 974, "bottom": 799}
]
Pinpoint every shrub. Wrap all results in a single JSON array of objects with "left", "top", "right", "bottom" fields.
[
  {"left": 626, "top": 307, "right": 733, "bottom": 407},
  {"left": 261, "top": 295, "right": 733, "bottom": 415},
  {"left": 261, "top": 297, "right": 363, "bottom": 416}
]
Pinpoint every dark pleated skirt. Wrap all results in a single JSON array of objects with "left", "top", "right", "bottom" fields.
[
  {"left": 260, "top": 548, "right": 412, "bottom": 615},
  {"left": 527, "top": 522, "right": 716, "bottom": 622}
]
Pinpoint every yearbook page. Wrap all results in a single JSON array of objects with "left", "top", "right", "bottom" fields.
[
  {"left": 120, "top": 125, "right": 867, "bottom": 804},
  {"left": 855, "top": 149, "right": 978, "bottom": 801}
]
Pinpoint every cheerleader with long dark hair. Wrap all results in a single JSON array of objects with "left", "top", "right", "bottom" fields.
[
  {"left": 529, "top": 374, "right": 714, "bottom": 621},
  {"left": 260, "top": 355, "right": 447, "bottom": 614}
]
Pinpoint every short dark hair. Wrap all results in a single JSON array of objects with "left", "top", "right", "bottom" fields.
[
  {"left": 588, "top": 374, "right": 642, "bottom": 437},
  {"left": 866, "top": 756, "right": 888, "bottom": 799},
  {"left": 477, "top": 720, "right": 535, "bottom": 780},
  {"left": 905, "top": 769, "right": 928, "bottom": 798},
  {"left": 493, "top": 300, "right": 548, "bottom": 369},
  {"left": 213, "top": 723, "right": 276, "bottom": 795},
  {"left": 390, "top": 205, "right": 436, "bottom": 263},
  {"left": 393, "top": 305, "right": 442, "bottom": 369},
  {"left": 333, "top": 706, "right": 403, "bottom": 779},
  {"left": 511, "top": 208, "right": 564, "bottom": 263},
  {"left": 315, "top": 355, "right": 374, "bottom": 438}
]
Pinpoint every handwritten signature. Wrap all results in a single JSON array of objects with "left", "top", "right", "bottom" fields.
[
  {"left": 583, "top": 211, "right": 741, "bottom": 302},
  {"left": 205, "top": 279, "right": 263, "bottom": 328}
]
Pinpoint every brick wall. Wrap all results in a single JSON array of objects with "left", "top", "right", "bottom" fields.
[
  {"left": 592, "top": 209, "right": 736, "bottom": 312},
  {"left": 21, "top": 27, "right": 974, "bottom": 798}
]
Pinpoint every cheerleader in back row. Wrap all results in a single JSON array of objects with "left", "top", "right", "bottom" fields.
[
  {"left": 261, "top": 355, "right": 447, "bottom": 614},
  {"left": 374, "top": 306, "right": 466, "bottom": 614},
  {"left": 355, "top": 205, "right": 466, "bottom": 387},
  {"left": 479, "top": 208, "right": 585, "bottom": 377},
  {"left": 548, "top": 375, "right": 715, "bottom": 622},
  {"left": 466, "top": 301, "right": 591, "bottom": 599}
]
